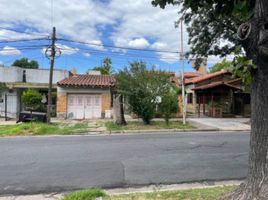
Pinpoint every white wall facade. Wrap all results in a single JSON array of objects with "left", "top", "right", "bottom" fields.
[{"left": 0, "top": 66, "right": 69, "bottom": 84}]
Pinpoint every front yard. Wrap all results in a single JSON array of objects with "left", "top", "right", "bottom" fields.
[
  {"left": 105, "top": 120, "right": 195, "bottom": 132},
  {"left": 0, "top": 120, "right": 195, "bottom": 136},
  {"left": 0, "top": 122, "right": 91, "bottom": 136},
  {"left": 62, "top": 186, "right": 235, "bottom": 200}
]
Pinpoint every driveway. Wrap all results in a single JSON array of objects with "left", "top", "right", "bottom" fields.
[
  {"left": 0, "top": 131, "right": 249, "bottom": 195},
  {"left": 188, "top": 118, "right": 251, "bottom": 131}
]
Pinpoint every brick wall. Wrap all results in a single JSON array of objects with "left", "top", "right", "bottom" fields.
[
  {"left": 56, "top": 92, "right": 67, "bottom": 118},
  {"left": 101, "top": 93, "right": 111, "bottom": 113}
]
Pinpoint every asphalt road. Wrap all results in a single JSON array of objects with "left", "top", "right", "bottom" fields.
[{"left": 0, "top": 131, "right": 250, "bottom": 195}]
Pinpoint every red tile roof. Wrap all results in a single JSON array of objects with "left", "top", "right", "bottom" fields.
[
  {"left": 226, "top": 78, "right": 242, "bottom": 85},
  {"left": 192, "top": 81, "right": 242, "bottom": 91},
  {"left": 185, "top": 70, "right": 231, "bottom": 85},
  {"left": 184, "top": 72, "right": 202, "bottom": 78},
  {"left": 57, "top": 74, "right": 116, "bottom": 87}
]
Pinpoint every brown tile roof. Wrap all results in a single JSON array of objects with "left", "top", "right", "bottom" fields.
[
  {"left": 226, "top": 78, "right": 242, "bottom": 85},
  {"left": 184, "top": 72, "right": 202, "bottom": 78},
  {"left": 192, "top": 81, "right": 242, "bottom": 91},
  {"left": 57, "top": 74, "right": 116, "bottom": 87},
  {"left": 185, "top": 70, "right": 231, "bottom": 85}
]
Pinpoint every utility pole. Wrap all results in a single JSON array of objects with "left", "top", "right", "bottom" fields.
[
  {"left": 180, "top": 16, "right": 186, "bottom": 125},
  {"left": 47, "top": 27, "right": 56, "bottom": 123}
]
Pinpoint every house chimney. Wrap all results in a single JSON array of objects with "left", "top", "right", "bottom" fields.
[
  {"left": 192, "top": 58, "right": 207, "bottom": 75},
  {"left": 70, "top": 67, "right": 77, "bottom": 75}
]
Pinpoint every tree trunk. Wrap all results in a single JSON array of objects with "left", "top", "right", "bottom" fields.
[
  {"left": 113, "top": 94, "right": 127, "bottom": 125},
  {"left": 220, "top": 59, "right": 268, "bottom": 200},
  {"left": 220, "top": 1, "right": 268, "bottom": 199}
]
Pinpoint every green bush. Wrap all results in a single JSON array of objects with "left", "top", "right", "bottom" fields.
[
  {"left": 158, "top": 89, "right": 179, "bottom": 125},
  {"left": 62, "top": 188, "right": 106, "bottom": 200},
  {"left": 22, "top": 89, "right": 42, "bottom": 111}
]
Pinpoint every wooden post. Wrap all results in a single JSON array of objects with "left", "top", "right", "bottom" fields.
[
  {"left": 202, "top": 94, "right": 205, "bottom": 115},
  {"left": 211, "top": 93, "right": 214, "bottom": 117},
  {"left": 198, "top": 95, "right": 201, "bottom": 117},
  {"left": 4, "top": 94, "right": 7, "bottom": 121}
]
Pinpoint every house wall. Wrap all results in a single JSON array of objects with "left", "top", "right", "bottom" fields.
[
  {"left": 185, "top": 84, "right": 197, "bottom": 113},
  {"left": 56, "top": 87, "right": 112, "bottom": 119},
  {"left": 0, "top": 66, "right": 69, "bottom": 84},
  {"left": 0, "top": 66, "right": 70, "bottom": 119},
  {"left": 0, "top": 89, "right": 20, "bottom": 118}
]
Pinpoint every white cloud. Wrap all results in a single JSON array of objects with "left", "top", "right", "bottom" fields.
[
  {"left": 128, "top": 38, "right": 150, "bottom": 49},
  {"left": 108, "top": 0, "right": 186, "bottom": 63},
  {"left": 83, "top": 52, "right": 91, "bottom": 57},
  {"left": 85, "top": 40, "right": 105, "bottom": 51},
  {"left": 0, "top": 46, "right": 21, "bottom": 55},
  {"left": 151, "top": 42, "right": 168, "bottom": 50},
  {"left": 0, "top": 0, "right": 187, "bottom": 63},
  {"left": 207, "top": 55, "right": 235, "bottom": 65},
  {"left": 55, "top": 43, "right": 79, "bottom": 55}
]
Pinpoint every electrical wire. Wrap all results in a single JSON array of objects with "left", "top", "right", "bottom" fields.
[
  {"left": 0, "top": 38, "right": 49, "bottom": 44},
  {"left": 0, "top": 27, "right": 49, "bottom": 37},
  {"left": 57, "top": 47, "right": 180, "bottom": 61},
  {"left": 58, "top": 38, "right": 180, "bottom": 54}
]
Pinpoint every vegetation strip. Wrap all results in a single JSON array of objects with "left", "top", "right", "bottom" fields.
[{"left": 62, "top": 186, "right": 235, "bottom": 200}]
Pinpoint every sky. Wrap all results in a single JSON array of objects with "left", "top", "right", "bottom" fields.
[{"left": 0, "top": 0, "right": 225, "bottom": 74}]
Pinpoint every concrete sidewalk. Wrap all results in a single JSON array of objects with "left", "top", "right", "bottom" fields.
[{"left": 188, "top": 118, "right": 251, "bottom": 131}]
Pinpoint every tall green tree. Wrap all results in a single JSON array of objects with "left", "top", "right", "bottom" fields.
[
  {"left": 92, "top": 57, "right": 112, "bottom": 75},
  {"left": 152, "top": 0, "right": 268, "bottom": 199},
  {"left": 116, "top": 61, "right": 174, "bottom": 124},
  {"left": 12, "top": 57, "right": 39, "bottom": 69}
]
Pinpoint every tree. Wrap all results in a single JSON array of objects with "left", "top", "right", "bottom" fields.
[
  {"left": 210, "top": 58, "right": 232, "bottom": 73},
  {"left": 12, "top": 58, "right": 39, "bottom": 69},
  {"left": 92, "top": 57, "right": 112, "bottom": 75},
  {"left": 112, "top": 94, "right": 127, "bottom": 125},
  {"left": 158, "top": 88, "right": 179, "bottom": 125},
  {"left": 152, "top": 0, "right": 268, "bottom": 199},
  {"left": 116, "top": 61, "right": 173, "bottom": 124}
]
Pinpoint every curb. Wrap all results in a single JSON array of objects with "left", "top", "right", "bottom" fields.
[
  {"left": 0, "top": 129, "right": 250, "bottom": 139},
  {"left": 0, "top": 180, "right": 243, "bottom": 200},
  {"left": 105, "top": 180, "right": 243, "bottom": 195},
  {"left": 101, "top": 128, "right": 220, "bottom": 134}
]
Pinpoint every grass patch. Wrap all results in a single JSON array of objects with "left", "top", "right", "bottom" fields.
[
  {"left": 62, "top": 186, "right": 235, "bottom": 200},
  {"left": 0, "top": 122, "right": 90, "bottom": 136},
  {"left": 105, "top": 121, "right": 194, "bottom": 132},
  {"left": 63, "top": 188, "right": 106, "bottom": 200}
]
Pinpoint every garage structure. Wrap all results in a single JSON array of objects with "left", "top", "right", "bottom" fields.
[
  {"left": 56, "top": 73, "right": 115, "bottom": 119},
  {"left": 67, "top": 94, "right": 101, "bottom": 119}
]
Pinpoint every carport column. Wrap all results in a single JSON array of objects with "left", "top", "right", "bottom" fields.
[{"left": 101, "top": 92, "right": 112, "bottom": 118}]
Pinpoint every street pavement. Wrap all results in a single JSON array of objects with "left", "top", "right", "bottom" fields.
[{"left": 0, "top": 131, "right": 250, "bottom": 195}]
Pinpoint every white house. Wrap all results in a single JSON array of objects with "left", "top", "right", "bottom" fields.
[{"left": 0, "top": 65, "right": 69, "bottom": 119}]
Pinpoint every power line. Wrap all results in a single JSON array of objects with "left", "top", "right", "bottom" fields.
[
  {"left": 0, "top": 46, "right": 47, "bottom": 51},
  {"left": 0, "top": 27, "right": 49, "bottom": 37},
  {"left": 58, "top": 38, "right": 180, "bottom": 54},
  {"left": 0, "top": 38, "right": 49, "bottom": 44},
  {"left": 57, "top": 47, "right": 180, "bottom": 61}
]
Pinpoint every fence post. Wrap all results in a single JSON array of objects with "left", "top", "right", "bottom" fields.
[{"left": 5, "top": 94, "right": 7, "bottom": 121}]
